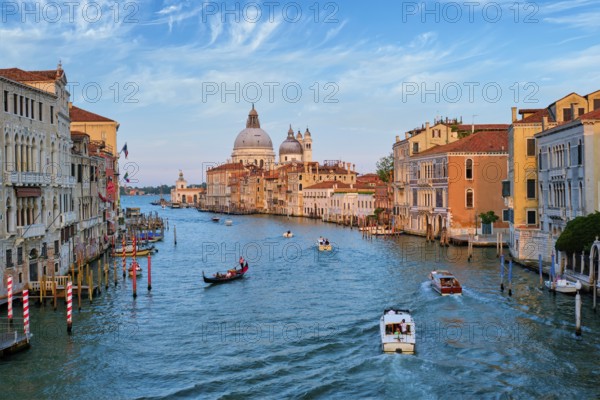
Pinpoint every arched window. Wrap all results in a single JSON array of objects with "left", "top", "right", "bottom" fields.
[
  {"left": 466, "top": 189, "right": 474, "bottom": 208},
  {"left": 465, "top": 159, "right": 473, "bottom": 180},
  {"left": 577, "top": 140, "right": 582, "bottom": 165}
]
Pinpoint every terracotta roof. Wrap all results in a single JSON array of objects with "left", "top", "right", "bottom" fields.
[
  {"left": 518, "top": 108, "right": 552, "bottom": 124},
  {"left": 579, "top": 108, "right": 600, "bottom": 120},
  {"left": 456, "top": 124, "right": 509, "bottom": 132},
  {"left": 416, "top": 130, "right": 508, "bottom": 156},
  {"left": 304, "top": 181, "right": 351, "bottom": 190},
  {"left": 519, "top": 109, "right": 544, "bottom": 115},
  {"left": 207, "top": 163, "right": 247, "bottom": 172},
  {"left": 28, "top": 70, "right": 62, "bottom": 80},
  {"left": 70, "top": 105, "right": 115, "bottom": 122},
  {"left": 0, "top": 68, "right": 53, "bottom": 82}
]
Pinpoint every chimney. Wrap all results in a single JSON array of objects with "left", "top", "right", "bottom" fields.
[
  {"left": 570, "top": 103, "right": 576, "bottom": 121},
  {"left": 542, "top": 116, "right": 548, "bottom": 131},
  {"left": 511, "top": 107, "right": 517, "bottom": 123},
  {"left": 405, "top": 132, "right": 410, "bottom": 139},
  {"left": 396, "top": 135, "right": 399, "bottom": 142}
]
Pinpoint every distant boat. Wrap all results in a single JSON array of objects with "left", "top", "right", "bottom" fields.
[
  {"left": 225, "top": 219, "right": 233, "bottom": 226},
  {"left": 128, "top": 263, "right": 142, "bottom": 277},
  {"left": 317, "top": 238, "right": 332, "bottom": 251},
  {"left": 283, "top": 231, "right": 293, "bottom": 238},
  {"left": 170, "top": 202, "right": 181, "bottom": 209},
  {"left": 212, "top": 216, "right": 220, "bottom": 222}
]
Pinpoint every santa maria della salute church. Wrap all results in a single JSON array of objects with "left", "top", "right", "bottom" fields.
[
  {"left": 231, "top": 104, "right": 313, "bottom": 168},
  {"left": 204, "top": 105, "right": 361, "bottom": 216}
]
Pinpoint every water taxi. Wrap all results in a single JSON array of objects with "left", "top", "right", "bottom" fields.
[
  {"left": 429, "top": 270, "right": 462, "bottom": 296},
  {"left": 283, "top": 231, "right": 293, "bottom": 238},
  {"left": 317, "top": 238, "right": 332, "bottom": 251},
  {"left": 380, "top": 309, "right": 415, "bottom": 354}
]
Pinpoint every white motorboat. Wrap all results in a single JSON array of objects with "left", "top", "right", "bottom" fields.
[
  {"left": 429, "top": 270, "right": 462, "bottom": 296},
  {"left": 317, "top": 238, "right": 332, "bottom": 251},
  {"left": 545, "top": 278, "right": 578, "bottom": 294},
  {"left": 283, "top": 231, "right": 293, "bottom": 238},
  {"left": 225, "top": 219, "right": 233, "bottom": 226},
  {"left": 380, "top": 309, "right": 415, "bottom": 354}
]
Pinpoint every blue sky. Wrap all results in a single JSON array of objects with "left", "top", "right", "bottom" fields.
[{"left": 2, "top": 0, "right": 599, "bottom": 185}]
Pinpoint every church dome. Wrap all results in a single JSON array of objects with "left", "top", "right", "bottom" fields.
[
  {"left": 279, "top": 125, "right": 304, "bottom": 155},
  {"left": 233, "top": 105, "right": 273, "bottom": 150}
]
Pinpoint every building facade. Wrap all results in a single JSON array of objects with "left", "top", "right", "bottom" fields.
[{"left": 171, "top": 171, "right": 205, "bottom": 206}]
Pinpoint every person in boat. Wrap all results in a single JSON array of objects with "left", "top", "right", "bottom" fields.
[
  {"left": 319, "top": 236, "right": 324, "bottom": 245},
  {"left": 386, "top": 310, "right": 396, "bottom": 315},
  {"left": 400, "top": 319, "right": 407, "bottom": 334},
  {"left": 239, "top": 256, "right": 245, "bottom": 269},
  {"left": 325, "top": 238, "right": 329, "bottom": 245},
  {"left": 287, "top": 230, "right": 291, "bottom": 235}
]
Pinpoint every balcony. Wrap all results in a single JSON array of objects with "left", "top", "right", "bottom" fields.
[
  {"left": 4, "top": 171, "right": 48, "bottom": 186},
  {"left": 417, "top": 178, "right": 432, "bottom": 187},
  {"left": 80, "top": 216, "right": 102, "bottom": 231},
  {"left": 61, "top": 211, "right": 77, "bottom": 226},
  {"left": 17, "top": 224, "right": 46, "bottom": 239},
  {"left": 549, "top": 168, "right": 566, "bottom": 181}
]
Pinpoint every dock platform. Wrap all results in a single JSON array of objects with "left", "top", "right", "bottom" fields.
[{"left": 0, "top": 319, "right": 30, "bottom": 357}]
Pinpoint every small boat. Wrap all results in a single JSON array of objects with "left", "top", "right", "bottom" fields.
[
  {"left": 429, "top": 270, "right": 462, "bottom": 296},
  {"left": 317, "top": 238, "right": 332, "bottom": 251},
  {"left": 283, "top": 231, "right": 293, "bottom": 238},
  {"left": 225, "top": 219, "right": 233, "bottom": 226},
  {"left": 380, "top": 309, "right": 416, "bottom": 354},
  {"left": 128, "top": 264, "right": 142, "bottom": 277},
  {"left": 545, "top": 278, "right": 578, "bottom": 294},
  {"left": 203, "top": 265, "right": 248, "bottom": 284},
  {"left": 170, "top": 202, "right": 181, "bottom": 209},
  {"left": 212, "top": 216, "right": 220, "bottom": 222}
]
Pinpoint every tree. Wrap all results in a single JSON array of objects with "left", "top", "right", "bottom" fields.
[
  {"left": 555, "top": 212, "right": 600, "bottom": 253},
  {"left": 376, "top": 153, "right": 394, "bottom": 183},
  {"left": 479, "top": 211, "right": 499, "bottom": 225}
]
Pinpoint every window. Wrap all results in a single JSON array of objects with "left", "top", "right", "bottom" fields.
[
  {"left": 436, "top": 189, "right": 443, "bottom": 208},
  {"left": 563, "top": 108, "right": 572, "bottom": 121},
  {"left": 526, "top": 179, "right": 536, "bottom": 199},
  {"left": 42, "top": 243, "right": 48, "bottom": 258},
  {"left": 466, "top": 189, "right": 474, "bottom": 208},
  {"left": 578, "top": 108, "right": 585, "bottom": 117},
  {"left": 39, "top": 102, "right": 43, "bottom": 121},
  {"left": 594, "top": 99, "right": 600, "bottom": 111},
  {"left": 50, "top": 105, "right": 54, "bottom": 124},
  {"left": 502, "top": 180, "right": 510, "bottom": 197},
  {"left": 13, "top": 94, "right": 17, "bottom": 114},
  {"left": 412, "top": 189, "right": 417, "bottom": 206},
  {"left": 465, "top": 159, "right": 473, "bottom": 180},
  {"left": 17, "top": 247, "right": 23, "bottom": 265},
  {"left": 412, "top": 142, "right": 419, "bottom": 153},
  {"left": 19, "top": 95, "right": 23, "bottom": 116},
  {"left": 502, "top": 209, "right": 510, "bottom": 222},
  {"left": 526, "top": 138, "right": 535, "bottom": 156},
  {"left": 577, "top": 140, "right": 582, "bottom": 165},
  {"left": 25, "top": 97, "right": 29, "bottom": 117},
  {"left": 3, "top": 90, "right": 7, "bottom": 112},
  {"left": 54, "top": 240, "right": 59, "bottom": 254},
  {"left": 6, "top": 249, "right": 13, "bottom": 268},
  {"left": 526, "top": 210, "right": 536, "bottom": 225},
  {"left": 31, "top": 99, "right": 34, "bottom": 119}
]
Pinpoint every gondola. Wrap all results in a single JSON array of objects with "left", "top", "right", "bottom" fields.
[{"left": 202, "top": 265, "right": 248, "bottom": 284}]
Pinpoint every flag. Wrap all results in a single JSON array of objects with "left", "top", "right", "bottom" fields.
[
  {"left": 124, "top": 172, "right": 130, "bottom": 183},
  {"left": 120, "top": 143, "right": 128, "bottom": 158}
]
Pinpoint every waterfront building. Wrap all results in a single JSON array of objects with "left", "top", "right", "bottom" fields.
[
  {"left": 535, "top": 106, "right": 600, "bottom": 281},
  {"left": 392, "top": 120, "right": 461, "bottom": 231},
  {"left": 69, "top": 104, "right": 120, "bottom": 240},
  {"left": 205, "top": 163, "right": 248, "bottom": 212},
  {"left": 0, "top": 65, "right": 75, "bottom": 299},
  {"left": 505, "top": 91, "right": 600, "bottom": 262},
  {"left": 170, "top": 170, "right": 205, "bottom": 206},
  {"left": 407, "top": 130, "right": 509, "bottom": 237},
  {"left": 70, "top": 132, "right": 107, "bottom": 265},
  {"left": 329, "top": 184, "right": 376, "bottom": 225}
]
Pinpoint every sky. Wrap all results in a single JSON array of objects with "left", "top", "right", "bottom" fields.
[{"left": 2, "top": 0, "right": 599, "bottom": 186}]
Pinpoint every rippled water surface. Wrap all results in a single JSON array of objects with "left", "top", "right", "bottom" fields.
[{"left": 2, "top": 196, "right": 600, "bottom": 399}]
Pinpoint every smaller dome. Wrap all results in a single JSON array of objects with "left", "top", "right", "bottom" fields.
[
  {"left": 279, "top": 126, "right": 303, "bottom": 156},
  {"left": 296, "top": 130, "right": 303, "bottom": 140},
  {"left": 305, "top": 127, "right": 311, "bottom": 137}
]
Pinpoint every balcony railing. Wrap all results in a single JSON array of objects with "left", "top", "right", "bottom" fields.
[
  {"left": 61, "top": 211, "right": 77, "bottom": 226},
  {"left": 17, "top": 224, "right": 46, "bottom": 239},
  {"left": 80, "top": 216, "right": 102, "bottom": 231}
]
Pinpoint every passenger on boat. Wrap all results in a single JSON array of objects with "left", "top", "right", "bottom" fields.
[
  {"left": 325, "top": 239, "right": 330, "bottom": 245},
  {"left": 400, "top": 319, "right": 407, "bottom": 334},
  {"left": 387, "top": 310, "right": 396, "bottom": 315},
  {"left": 239, "top": 256, "right": 245, "bottom": 268},
  {"left": 319, "top": 236, "right": 324, "bottom": 245}
]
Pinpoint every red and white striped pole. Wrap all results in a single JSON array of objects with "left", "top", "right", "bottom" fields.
[
  {"left": 23, "top": 289, "right": 30, "bottom": 339},
  {"left": 122, "top": 235, "right": 126, "bottom": 277},
  {"left": 147, "top": 254, "right": 152, "bottom": 291},
  {"left": 7, "top": 276, "right": 13, "bottom": 325},
  {"left": 67, "top": 281, "right": 73, "bottom": 334}
]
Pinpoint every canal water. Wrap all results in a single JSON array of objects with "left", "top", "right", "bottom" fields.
[{"left": 2, "top": 195, "right": 600, "bottom": 399}]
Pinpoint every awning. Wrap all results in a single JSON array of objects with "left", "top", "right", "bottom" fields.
[{"left": 16, "top": 187, "right": 42, "bottom": 197}]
